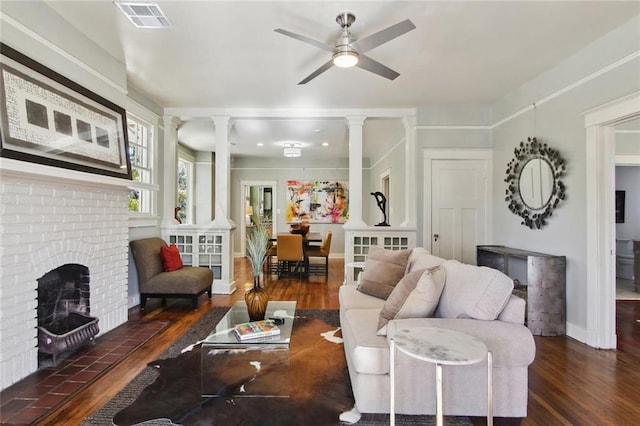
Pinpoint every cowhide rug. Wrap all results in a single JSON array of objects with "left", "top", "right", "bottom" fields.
[
  {"left": 89, "top": 314, "right": 353, "bottom": 425},
  {"left": 84, "top": 309, "right": 471, "bottom": 426}
]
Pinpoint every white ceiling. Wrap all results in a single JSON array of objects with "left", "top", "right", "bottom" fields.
[{"left": 42, "top": 1, "right": 639, "bottom": 158}]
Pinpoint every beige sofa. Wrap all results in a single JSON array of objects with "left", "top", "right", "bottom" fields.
[{"left": 339, "top": 247, "right": 535, "bottom": 419}]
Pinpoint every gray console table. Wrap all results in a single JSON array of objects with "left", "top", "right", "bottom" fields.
[{"left": 476, "top": 245, "right": 566, "bottom": 336}]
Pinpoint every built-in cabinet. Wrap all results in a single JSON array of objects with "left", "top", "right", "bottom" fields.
[{"left": 477, "top": 245, "right": 566, "bottom": 336}]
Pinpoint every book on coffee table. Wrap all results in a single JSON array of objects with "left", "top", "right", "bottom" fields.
[{"left": 234, "top": 320, "right": 281, "bottom": 341}]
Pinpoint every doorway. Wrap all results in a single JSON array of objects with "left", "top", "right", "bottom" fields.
[
  {"left": 584, "top": 91, "right": 640, "bottom": 349},
  {"left": 423, "top": 149, "right": 492, "bottom": 265},
  {"left": 240, "top": 181, "right": 277, "bottom": 256},
  {"left": 614, "top": 118, "right": 640, "bottom": 301}
]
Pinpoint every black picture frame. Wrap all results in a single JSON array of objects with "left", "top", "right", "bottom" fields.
[
  {"left": 615, "top": 190, "right": 625, "bottom": 223},
  {"left": 0, "top": 43, "right": 131, "bottom": 179}
]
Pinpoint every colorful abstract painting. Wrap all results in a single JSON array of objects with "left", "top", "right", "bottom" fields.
[{"left": 286, "top": 180, "right": 349, "bottom": 224}]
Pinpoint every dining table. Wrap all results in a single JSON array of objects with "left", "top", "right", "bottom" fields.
[{"left": 270, "top": 232, "right": 323, "bottom": 276}]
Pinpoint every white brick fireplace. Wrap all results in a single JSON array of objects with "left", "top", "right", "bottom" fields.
[{"left": 0, "top": 159, "right": 131, "bottom": 390}]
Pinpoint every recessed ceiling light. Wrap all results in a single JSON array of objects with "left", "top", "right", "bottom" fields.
[
  {"left": 257, "top": 142, "right": 264, "bottom": 147},
  {"left": 114, "top": 2, "right": 172, "bottom": 29},
  {"left": 322, "top": 142, "right": 329, "bottom": 147}
]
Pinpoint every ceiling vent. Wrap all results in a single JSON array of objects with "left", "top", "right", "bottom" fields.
[{"left": 115, "top": 2, "right": 172, "bottom": 29}]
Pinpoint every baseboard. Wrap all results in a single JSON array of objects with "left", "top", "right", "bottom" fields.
[
  {"left": 212, "top": 279, "right": 237, "bottom": 295},
  {"left": 566, "top": 322, "right": 587, "bottom": 344}
]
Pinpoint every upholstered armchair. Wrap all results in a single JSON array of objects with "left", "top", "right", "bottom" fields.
[{"left": 130, "top": 237, "right": 213, "bottom": 310}]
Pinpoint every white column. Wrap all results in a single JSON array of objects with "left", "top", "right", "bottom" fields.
[
  {"left": 212, "top": 116, "right": 234, "bottom": 228},
  {"left": 401, "top": 116, "right": 417, "bottom": 228},
  {"left": 209, "top": 115, "right": 236, "bottom": 295},
  {"left": 344, "top": 116, "right": 367, "bottom": 228},
  {"left": 161, "top": 116, "right": 181, "bottom": 227}
]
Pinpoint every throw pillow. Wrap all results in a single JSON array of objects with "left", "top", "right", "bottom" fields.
[
  {"left": 377, "top": 266, "right": 446, "bottom": 335},
  {"left": 160, "top": 244, "right": 183, "bottom": 272},
  {"left": 435, "top": 259, "right": 513, "bottom": 320},
  {"left": 357, "top": 246, "right": 412, "bottom": 300},
  {"left": 405, "top": 247, "right": 447, "bottom": 274}
]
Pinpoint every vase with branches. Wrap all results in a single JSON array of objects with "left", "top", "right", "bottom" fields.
[{"left": 244, "top": 222, "right": 270, "bottom": 321}]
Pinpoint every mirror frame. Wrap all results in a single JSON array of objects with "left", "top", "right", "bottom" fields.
[{"left": 504, "top": 137, "right": 566, "bottom": 229}]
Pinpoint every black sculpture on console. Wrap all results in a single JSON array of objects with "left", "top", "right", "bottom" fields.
[{"left": 371, "top": 192, "right": 390, "bottom": 226}]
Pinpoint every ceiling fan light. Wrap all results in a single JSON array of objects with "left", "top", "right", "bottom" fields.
[{"left": 333, "top": 51, "right": 358, "bottom": 68}]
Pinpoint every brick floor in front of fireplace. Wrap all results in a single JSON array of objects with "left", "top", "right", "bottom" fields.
[{"left": 0, "top": 320, "right": 168, "bottom": 425}]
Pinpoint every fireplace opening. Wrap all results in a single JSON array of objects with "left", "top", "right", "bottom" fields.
[{"left": 37, "top": 264, "right": 99, "bottom": 366}]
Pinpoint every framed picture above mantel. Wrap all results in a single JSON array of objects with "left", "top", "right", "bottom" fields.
[
  {"left": 286, "top": 180, "right": 349, "bottom": 224},
  {"left": 0, "top": 43, "right": 132, "bottom": 179}
]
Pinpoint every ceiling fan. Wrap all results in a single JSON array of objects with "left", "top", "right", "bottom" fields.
[{"left": 275, "top": 12, "right": 416, "bottom": 84}]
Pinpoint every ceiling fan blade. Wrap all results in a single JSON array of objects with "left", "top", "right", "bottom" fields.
[
  {"left": 299, "top": 59, "right": 334, "bottom": 84},
  {"left": 351, "top": 19, "right": 416, "bottom": 53},
  {"left": 274, "top": 28, "right": 334, "bottom": 52},
  {"left": 356, "top": 54, "right": 400, "bottom": 80}
]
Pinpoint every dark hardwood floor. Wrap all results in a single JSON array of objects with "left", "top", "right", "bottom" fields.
[{"left": 17, "top": 258, "right": 640, "bottom": 424}]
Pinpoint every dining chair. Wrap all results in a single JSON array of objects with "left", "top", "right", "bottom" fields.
[
  {"left": 276, "top": 234, "right": 304, "bottom": 278},
  {"left": 264, "top": 240, "right": 278, "bottom": 275},
  {"left": 305, "top": 230, "right": 332, "bottom": 276}
]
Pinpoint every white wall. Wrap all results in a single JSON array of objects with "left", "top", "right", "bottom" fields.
[
  {"left": 490, "top": 15, "right": 640, "bottom": 335},
  {"left": 414, "top": 106, "right": 493, "bottom": 247},
  {"left": 367, "top": 119, "right": 405, "bottom": 226}
]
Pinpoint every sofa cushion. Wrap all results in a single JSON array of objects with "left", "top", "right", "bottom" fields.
[
  {"left": 160, "top": 244, "right": 183, "bottom": 272},
  {"left": 339, "top": 285, "right": 385, "bottom": 312},
  {"left": 435, "top": 260, "right": 514, "bottom": 320},
  {"left": 142, "top": 267, "right": 212, "bottom": 294},
  {"left": 343, "top": 308, "right": 390, "bottom": 375},
  {"left": 357, "top": 246, "right": 412, "bottom": 300},
  {"left": 406, "top": 247, "right": 446, "bottom": 273},
  {"left": 377, "top": 266, "right": 445, "bottom": 335}
]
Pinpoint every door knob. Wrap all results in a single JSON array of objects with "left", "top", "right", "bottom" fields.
[{"left": 433, "top": 234, "right": 439, "bottom": 242}]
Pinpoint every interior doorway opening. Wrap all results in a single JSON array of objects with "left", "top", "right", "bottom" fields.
[{"left": 240, "top": 181, "right": 277, "bottom": 256}]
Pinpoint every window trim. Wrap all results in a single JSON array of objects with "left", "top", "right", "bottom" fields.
[{"left": 126, "top": 99, "right": 160, "bottom": 227}]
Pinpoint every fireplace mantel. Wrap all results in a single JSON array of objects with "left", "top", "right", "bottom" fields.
[{"left": 0, "top": 157, "right": 132, "bottom": 189}]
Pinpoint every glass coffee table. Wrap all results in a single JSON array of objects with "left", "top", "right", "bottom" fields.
[{"left": 201, "top": 300, "right": 296, "bottom": 397}]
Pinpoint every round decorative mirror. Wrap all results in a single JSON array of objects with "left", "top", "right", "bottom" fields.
[{"left": 505, "top": 137, "right": 566, "bottom": 229}]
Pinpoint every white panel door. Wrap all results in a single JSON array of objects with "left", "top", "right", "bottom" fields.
[{"left": 431, "top": 159, "right": 488, "bottom": 264}]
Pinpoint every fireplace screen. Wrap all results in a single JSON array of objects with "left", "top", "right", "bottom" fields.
[{"left": 37, "top": 264, "right": 99, "bottom": 364}]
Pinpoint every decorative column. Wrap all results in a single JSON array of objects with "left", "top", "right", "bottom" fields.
[
  {"left": 212, "top": 116, "right": 234, "bottom": 228},
  {"left": 343, "top": 116, "right": 367, "bottom": 228},
  {"left": 161, "top": 116, "right": 181, "bottom": 227},
  {"left": 401, "top": 115, "right": 417, "bottom": 227},
  {"left": 209, "top": 115, "right": 236, "bottom": 294}
]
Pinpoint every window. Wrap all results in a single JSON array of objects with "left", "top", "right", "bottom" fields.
[
  {"left": 127, "top": 112, "right": 157, "bottom": 220},
  {"left": 177, "top": 155, "right": 193, "bottom": 224}
]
